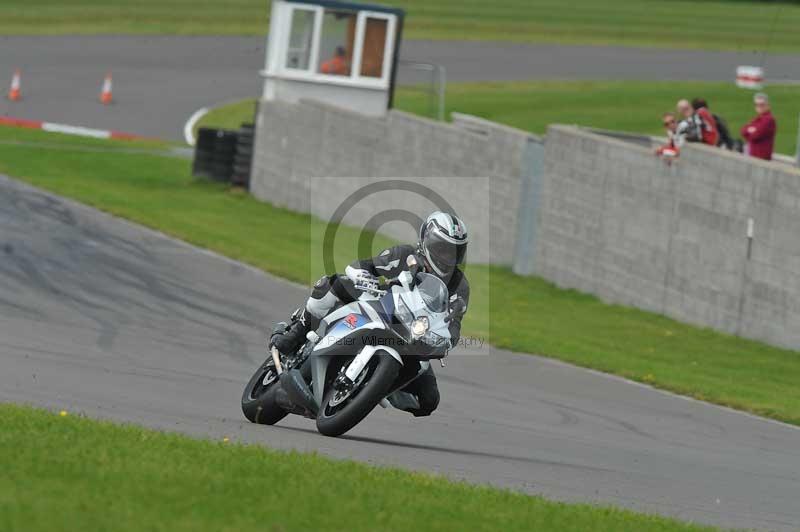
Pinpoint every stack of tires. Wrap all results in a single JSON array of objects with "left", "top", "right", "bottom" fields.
[
  {"left": 191, "top": 128, "right": 218, "bottom": 180},
  {"left": 192, "top": 124, "right": 255, "bottom": 188},
  {"left": 232, "top": 123, "right": 255, "bottom": 188},
  {"left": 192, "top": 128, "right": 237, "bottom": 183}
]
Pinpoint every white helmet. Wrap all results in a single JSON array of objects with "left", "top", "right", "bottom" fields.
[{"left": 418, "top": 212, "right": 468, "bottom": 278}]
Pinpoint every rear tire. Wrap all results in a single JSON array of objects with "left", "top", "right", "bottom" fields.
[
  {"left": 241, "top": 362, "right": 288, "bottom": 425},
  {"left": 316, "top": 353, "right": 401, "bottom": 437}
]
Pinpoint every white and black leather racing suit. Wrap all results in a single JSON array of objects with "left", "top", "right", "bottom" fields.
[{"left": 274, "top": 244, "right": 470, "bottom": 417}]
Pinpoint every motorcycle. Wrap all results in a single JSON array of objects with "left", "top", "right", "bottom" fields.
[{"left": 241, "top": 259, "right": 453, "bottom": 437}]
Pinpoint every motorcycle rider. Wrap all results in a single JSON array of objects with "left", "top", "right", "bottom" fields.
[{"left": 270, "top": 211, "right": 470, "bottom": 417}]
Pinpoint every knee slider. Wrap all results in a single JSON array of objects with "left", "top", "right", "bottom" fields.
[
  {"left": 415, "top": 374, "right": 440, "bottom": 414},
  {"left": 418, "top": 388, "right": 440, "bottom": 413},
  {"left": 311, "top": 275, "right": 333, "bottom": 299},
  {"left": 330, "top": 274, "right": 359, "bottom": 302}
]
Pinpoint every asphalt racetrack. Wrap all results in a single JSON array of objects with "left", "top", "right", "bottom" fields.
[
  {"left": 1, "top": 36, "right": 800, "bottom": 140},
  {"left": 1, "top": 175, "right": 799, "bottom": 530}
]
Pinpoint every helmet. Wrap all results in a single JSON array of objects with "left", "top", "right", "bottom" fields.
[{"left": 418, "top": 212, "right": 468, "bottom": 279}]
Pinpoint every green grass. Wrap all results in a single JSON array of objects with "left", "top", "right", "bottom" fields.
[
  {"left": 397, "top": 81, "right": 800, "bottom": 156},
  {"left": 0, "top": 0, "right": 270, "bottom": 35},
  {"left": 2, "top": 0, "right": 800, "bottom": 52},
  {"left": 196, "top": 82, "right": 800, "bottom": 157},
  {"left": 194, "top": 99, "right": 258, "bottom": 137},
  {"left": 0, "top": 403, "right": 717, "bottom": 532},
  {"left": 483, "top": 269, "right": 800, "bottom": 424},
  {"left": 396, "top": 0, "right": 800, "bottom": 51},
  {"left": 1, "top": 124, "right": 799, "bottom": 426}
]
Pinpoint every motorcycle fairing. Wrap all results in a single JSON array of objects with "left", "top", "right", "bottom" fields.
[
  {"left": 313, "top": 301, "right": 393, "bottom": 354},
  {"left": 309, "top": 299, "right": 404, "bottom": 407}
]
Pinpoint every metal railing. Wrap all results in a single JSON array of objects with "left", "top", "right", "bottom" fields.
[{"left": 396, "top": 60, "right": 446, "bottom": 121}]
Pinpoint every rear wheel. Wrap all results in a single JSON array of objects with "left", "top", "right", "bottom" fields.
[
  {"left": 241, "top": 360, "right": 288, "bottom": 425},
  {"left": 316, "top": 353, "right": 401, "bottom": 437}
]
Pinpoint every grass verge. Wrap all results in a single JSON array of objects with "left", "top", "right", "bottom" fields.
[
  {"left": 1, "top": 0, "right": 799, "bottom": 52},
  {"left": 396, "top": 81, "right": 800, "bottom": 156},
  {"left": 0, "top": 125, "right": 799, "bottom": 425},
  {"left": 195, "top": 99, "right": 257, "bottom": 132},
  {"left": 194, "top": 99, "right": 259, "bottom": 137},
  {"left": 0, "top": 403, "right": 718, "bottom": 532},
  {"left": 197, "top": 82, "right": 800, "bottom": 157}
]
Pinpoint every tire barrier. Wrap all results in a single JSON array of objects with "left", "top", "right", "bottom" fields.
[
  {"left": 232, "top": 123, "right": 255, "bottom": 188},
  {"left": 192, "top": 124, "right": 254, "bottom": 188}
]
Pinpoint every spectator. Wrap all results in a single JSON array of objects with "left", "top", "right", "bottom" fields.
[
  {"left": 320, "top": 46, "right": 349, "bottom": 76},
  {"left": 691, "top": 98, "right": 719, "bottom": 146},
  {"left": 704, "top": 103, "right": 735, "bottom": 150},
  {"left": 741, "top": 92, "right": 777, "bottom": 161},
  {"left": 655, "top": 112, "right": 681, "bottom": 159},
  {"left": 676, "top": 99, "right": 695, "bottom": 143}
]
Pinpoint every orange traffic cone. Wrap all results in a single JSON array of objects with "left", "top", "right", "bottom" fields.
[
  {"left": 100, "top": 73, "right": 113, "bottom": 105},
  {"left": 8, "top": 69, "right": 21, "bottom": 101}
]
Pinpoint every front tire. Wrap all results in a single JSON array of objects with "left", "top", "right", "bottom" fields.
[
  {"left": 316, "top": 353, "right": 401, "bottom": 437},
  {"left": 241, "top": 361, "right": 288, "bottom": 425}
]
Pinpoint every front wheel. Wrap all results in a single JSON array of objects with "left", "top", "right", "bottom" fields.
[
  {"left": 241, "top": 361, "right": 288, "bottom": 425},
  {"left": 316, "top": 353, "right": 401, "bottom": 437}
]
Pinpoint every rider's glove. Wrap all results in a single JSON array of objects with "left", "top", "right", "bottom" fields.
[
  {"left": 445, "top": 296, "right": 467, "bottom": 323},
  {"left": 345, "top": 265, "right": 378, "bottom": 286}
]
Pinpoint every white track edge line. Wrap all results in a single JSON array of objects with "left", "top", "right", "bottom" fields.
[
  {"left": 183, "top": 107, "right": 209, "bottom": 147},
  {"left": 41, "top": 122, "right": 111, "bottom": 139}
]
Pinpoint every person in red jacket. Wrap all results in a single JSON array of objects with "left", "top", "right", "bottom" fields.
[
  {"left": 741, "top": 93, "right": 777, "bottom": 161},
  {"left": 691, "top": 98, "right": 719, "bottom": 146}
]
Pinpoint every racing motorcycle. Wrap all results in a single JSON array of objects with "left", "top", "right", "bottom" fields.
[{"left": 241, "top": 258, "right": 454, "bottom": 437}]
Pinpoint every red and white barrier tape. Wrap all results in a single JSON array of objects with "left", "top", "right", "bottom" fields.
[{"left": 0, "top": 116, "right": 145, "bottom": 141}]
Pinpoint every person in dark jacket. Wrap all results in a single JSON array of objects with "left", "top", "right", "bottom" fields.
[
  {"left": 741, "top": 93, "right": 777, "bottom": 161},
  {"left": 270, "top": 212, "right": 470, "bottom": 417},
  {"left": 711, "top": 112, "right": 735, "bottom": 150}
]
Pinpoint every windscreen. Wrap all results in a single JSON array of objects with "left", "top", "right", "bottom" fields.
[{"left": 416, "top": 273, "right": 448, "bottom": 313}]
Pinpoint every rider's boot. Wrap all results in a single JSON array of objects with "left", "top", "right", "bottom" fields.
[
  {"left": 270, "top": 278, "right": 342, "bottom": 355},
  {"left": 270, "top": 308, "right": 320, "bottom": 355}
]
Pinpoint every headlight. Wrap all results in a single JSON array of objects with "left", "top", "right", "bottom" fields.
[
  {"left": 410, "top": 316, "right": 429, "bottom": 338},
  {"left": 395, "top": 297, "right": 413, "bottom": 328}
]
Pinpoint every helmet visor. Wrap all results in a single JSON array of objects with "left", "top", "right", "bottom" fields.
[{"left": 425, "top": 235, "right": 467, "bottom": 276}]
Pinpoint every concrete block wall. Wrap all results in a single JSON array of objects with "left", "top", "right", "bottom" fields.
[
  {"left": 251, "top": 99, "right": 541, "bottom": 265},
  {"left": 251, "top": 100, "right": 800, "bottom": 350},
  {"left": 519, "top": 125, "right": 800, "bottom": 350},
  {"left": 739, "top": 158, "right": 800, "bottom": 347}
]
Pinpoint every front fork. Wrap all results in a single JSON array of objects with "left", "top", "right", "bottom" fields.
[{"left": 270, "top": 346, "right": 283, "bottom": 374}]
